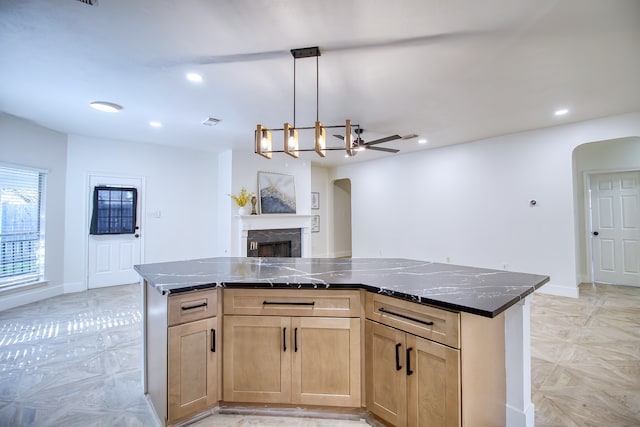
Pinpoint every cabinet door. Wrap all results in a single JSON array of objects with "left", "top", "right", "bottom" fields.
[
  {"left": 292, "top": 317, "right": 361, "bottom": 407},
  {"left": 406, "top": 334, "right": 460, "bottom": 427},
  {"left": 223, "top": 315, "right": 291, "bottom": 403},
  {"left": 365, "top": 320, "right": 407, "bottom": 426},
  {"left": 168, "top": 316, "right": 218, "bottom": 422}
]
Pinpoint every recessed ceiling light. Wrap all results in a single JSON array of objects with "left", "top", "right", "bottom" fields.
[
  {"left": 149, "top": 121, "right": 162, "bottom": 127},
  {"left": 418, "top": 139, "right": 428, "bottom": 144},
  {"left": 554, "top": 108, "right": 569, "bottom": 116},
  {"left": 89, "top": 101, "right": 123, "bottom": 113},
  {"left": 186, "top": 73, "right": 203, "bottom": 83}
]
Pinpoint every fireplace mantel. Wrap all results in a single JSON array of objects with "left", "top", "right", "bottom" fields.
[{"left": 235, "top": 214, "right": 312, "bottom": 257}]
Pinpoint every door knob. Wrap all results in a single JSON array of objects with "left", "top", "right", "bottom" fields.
[
  {"left": 592, "top": 231, "right": 599, "bottom": 236},
  {"left": 135, "top": 234, "right": 140, "bottom": 238}
]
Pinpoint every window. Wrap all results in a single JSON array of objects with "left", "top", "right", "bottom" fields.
[
  {"left": 89, "top": 186, "right": 137, "bottom": 235},
  {"left": 0, "top": 165, "right": 47, "bottom": 288}
]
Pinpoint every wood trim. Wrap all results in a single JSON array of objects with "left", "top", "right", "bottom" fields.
[
  {"left": 224, "top": 289, "right": 361, "bottom": 317},
  {"left": 460, "top": 311, "right": 506, "bottom": 427},
  {"left": 366, "top": 293, "right": 460, "bottom": 349},
  {"left": 168, "top": 288, "right": 217, "bottom": 326},
  {"left": 146, "top": 281, "right": 168, "bottom": 425}
]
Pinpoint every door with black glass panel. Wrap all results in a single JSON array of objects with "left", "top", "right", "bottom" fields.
[{"left": 88, "top": 175, "right": 142, "bottom": 288}]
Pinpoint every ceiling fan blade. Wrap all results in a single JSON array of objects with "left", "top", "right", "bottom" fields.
[
  {"left": 366, "top": 146, "right": 400, "bottom": 153},
  {"left": 333, "top": 134, "right": 345, "bottom": 140},
  {"left": 365, "top": 135, "right": 402, "bottom": 146}
]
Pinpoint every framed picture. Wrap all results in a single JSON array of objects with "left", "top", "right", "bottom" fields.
[
  {"left": 311, "top": 215, "right": 320, "bottom": 233},
  {"left": 258, "top": 172, "right": 296, "bottom": 214},
  {"left": 311, "top": 192, "right": 320, "bottom": 210}
]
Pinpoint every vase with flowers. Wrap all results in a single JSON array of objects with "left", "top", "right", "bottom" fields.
[{"left": 229, "top": 187, "right": 255, "bottom": 215}]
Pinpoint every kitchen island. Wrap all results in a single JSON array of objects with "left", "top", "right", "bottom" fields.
[{"left": 136, "top": 257, "right": 549, "bottom": 427}]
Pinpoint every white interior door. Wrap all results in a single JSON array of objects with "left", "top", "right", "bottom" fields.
[
  {"left": 88, "top": 175, "right": 142, "bottom": 289},
  {"left": 590, "top": 171, "right": 640, "bottom": 286}
]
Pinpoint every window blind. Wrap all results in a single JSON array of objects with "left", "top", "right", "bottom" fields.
[{"left": 0, "top": 165, "right": 46, "bottom": 287}]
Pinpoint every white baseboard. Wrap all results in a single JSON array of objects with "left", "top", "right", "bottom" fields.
[
  {"left": 64, "top": 281, "right": 86, "bottom": 294},
  {"left": 0, "top": 282, "right": 64, "bottom": 312},
  {"left": 506, "top": 402, "right": 535, "bottom": 427},
  {"left": 332, "top": 250, "right": 352, "bottom": 258},
  {"left": 536, "top": 283, "right": 579, "bottom": 298}
]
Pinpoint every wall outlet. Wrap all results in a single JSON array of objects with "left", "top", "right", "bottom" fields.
[{"left": 446, "top": 256, "right": 451, "bottom": 263}]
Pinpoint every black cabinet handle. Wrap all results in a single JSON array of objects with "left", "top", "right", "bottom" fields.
[
  {"left": 283, "top": 327, "right": 287, "bottom": 352},
  {"left": 406, "top": 347, "right": 414, "bottom": 376},
  {"left": 210, "top": 329, "right": 216, "bottom": 352},
  {"left": 263, "top": 301, "right": 315, "bottom": 306},
  {"left": 395, "top": 343, "right": 402, "bottom": 371},
  {"left": 294, "top": 328, "right": 298, "bottom": 352},
  {"left": 379, "top": 307, "right": 434, "bottom": 326},
  {"left": 181, "top": 302, "right": 207, "bottom": 311},
  {"left": 592, "top": 231, "right": 599, "bottom": 236}
]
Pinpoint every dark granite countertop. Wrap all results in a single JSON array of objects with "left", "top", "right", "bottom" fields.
[{"left": 134, "top": 257, "right": 549, "bottom": 318}]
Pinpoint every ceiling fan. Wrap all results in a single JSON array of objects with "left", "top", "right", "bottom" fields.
[{"left": 334, "top": 128, "right": 404, "bottom": 156}]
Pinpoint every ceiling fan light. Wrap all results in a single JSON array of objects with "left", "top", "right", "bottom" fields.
[
  {"left": 284, "top": 123, "right": 299, "bottom": 158},
  {"left": 255, "top": 124, "right": 272, "bottom": 159}
]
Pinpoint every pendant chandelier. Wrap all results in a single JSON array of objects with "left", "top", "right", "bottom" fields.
[{"left": 255, "top": 46, "right": 360, "bottom": 159}]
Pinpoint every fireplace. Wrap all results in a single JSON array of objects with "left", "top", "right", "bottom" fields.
[
  {"left": 247, "top": 228, "right": 301, "bottom": 257},
  {"left": 235, "top": 214, "right": 312, "bottom": 257}
]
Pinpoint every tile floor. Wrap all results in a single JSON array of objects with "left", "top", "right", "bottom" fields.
[
  {"left": 531, "top": 283, "right": 640, "bottom": 427},
  {"left": 0, "top": 282, "right": 638, "bottom": 426}
]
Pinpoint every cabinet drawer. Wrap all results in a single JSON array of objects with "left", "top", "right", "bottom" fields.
[
  {"left": 223, "top": 289, "right": 361, "bottom": 317},
  {"left": 168, "top": 288, "right": 218, "bottom": 326},
  {"left": 365, "top": 293, "right": 460, "bottom": 348}
]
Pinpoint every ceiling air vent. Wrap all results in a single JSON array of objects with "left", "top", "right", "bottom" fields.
[
  {"left": 75, "top": 0, "right": 98, "bottom": 5},
  {"left": 201, "top": 117, "right": 221, "bottom": 126}
]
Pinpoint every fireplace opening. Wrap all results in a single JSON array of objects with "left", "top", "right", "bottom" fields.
[
  {"left": 258, "top": 241, "right": 292, "bottom": 257},
  {"left": 247, "top": 228, "right": 302, "bottom": 257}
]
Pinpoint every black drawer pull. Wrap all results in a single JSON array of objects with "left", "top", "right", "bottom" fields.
[
  {"left": 379, "top": 307, "right": 434, "bottom": 326},
  {"left": 294, "top": 328, "right": 298, "bottom": 352},
  {"left": 181, "top": 302, "right": 207, "bottom": 311},
  {"left": 395, "top": 343, "right": 402, "bottom": 371},
  {"left": 211, "top": 329, "right": 216, "bottom": 352},
  {"left": 283, "top": 327, "right": 287, "bottom": 352},
  {"left": 263, "top": 301, "right": 315, "bottom": 306},
  {"left": 406, "top": 347, "right": 414, "bottom": 376}
]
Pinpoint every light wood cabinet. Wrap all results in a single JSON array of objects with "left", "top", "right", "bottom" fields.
[
  {"left": 223, "top": 289, "right": 361, "bottom": 408},
  {"left": 366, "top": 320, "right": 460, "bottom": 427},
  {"left": 145, "top": 283, "right": 220, "bottom": 426},
  {"left": 168, "top": 316, "right": 218, "bottom": 421},
  {"left": 365, "top": 293, "right": 505, "bottom": 427}
]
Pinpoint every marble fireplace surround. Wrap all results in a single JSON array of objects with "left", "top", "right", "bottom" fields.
[{"left": 236, "top": 214, "right": 312, "bottom": 257}]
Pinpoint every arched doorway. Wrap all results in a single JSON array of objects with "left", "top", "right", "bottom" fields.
[
  {"left": 332, "top": 178, "right": 352, "bottom": 258},
  {"left": 573, "top": 137, "right": 640, "bottom": 286}
]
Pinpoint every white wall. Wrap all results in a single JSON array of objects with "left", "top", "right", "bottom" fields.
[
  {"left": 0, "top": 114, "right": 67, "bottom": 310},
  {"left": 331, "top": 112, "right": 640, "bottom": 297},
  {"left": 216, "top": 150, "right": 312, "bottom": 256},
  {"left": 311, "top": 166, "right": 330, "bottom": 257},
  {"left": 572, "top": 137, "right": 640, "bottom": 282},
  {"left": 64, "top": 135, "right": 217, "bottom": 292}
]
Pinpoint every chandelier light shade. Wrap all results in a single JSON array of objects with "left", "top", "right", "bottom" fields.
[
  {"left": 283, "top": 123, "right": 299, "bottom": 158},
  {"left": 344, "top": 119, "right": 354, "bottom": 156},
  {"left": 314, "top": 121, "right": 326, "bottom": 157},
  {"left": 255, "top": 124, "right": 272, "bottom": 159}
]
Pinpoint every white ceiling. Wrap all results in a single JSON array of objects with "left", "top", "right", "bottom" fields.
[{"left": 1, "top": 0, "right": 639, "bottom": 166}]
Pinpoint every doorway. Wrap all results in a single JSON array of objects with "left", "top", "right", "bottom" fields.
[
  {"left": 332, "top": 178, "right": 352, "bottom": 258},
  {"left": 87, "top": 174, "right": 143, "bottom": 288},
  {"left": 588, "top": 171, "right": 640, "bottom": 286}
]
